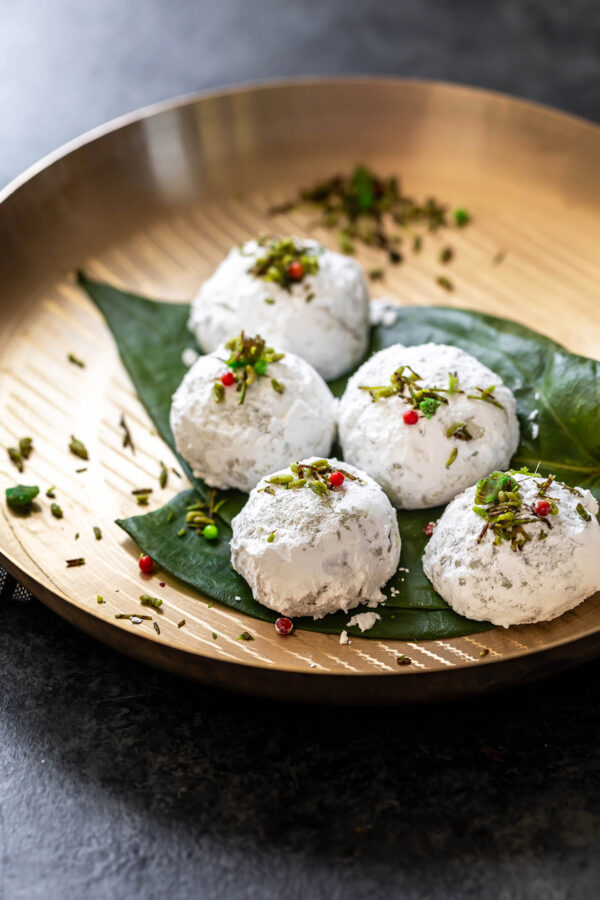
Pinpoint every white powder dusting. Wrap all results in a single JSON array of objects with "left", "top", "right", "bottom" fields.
[
  {"left": 182, "top": 347, "right": 199, "bottom": 367},
  {"left": 423, "top": 472, "right": 600, "bottom": 627},
  {"left": 346, "top": 611, "right": 381, "bottom": 632},
  {"left": 171, "top": 345, "right": 336, "bottom": 492},
  {"left": 339, "top": 343, "right": 520, "bottom": 509},
  {"left": 231, "top": 458, "right": 401, "bottom": 619},
  {"left": 188, "top": 238, "right": 370, "bottom": 381}
]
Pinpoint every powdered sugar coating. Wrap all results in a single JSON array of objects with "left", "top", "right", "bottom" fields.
[
  {"left": 170, "top": 348, "right": 337, "bottom": 493},
  {"left": 339, "top": 343, "right": 520, "bottom": 509},
  {"left": 230, "top": 458, "right": 401, "bottom": 619},
  {"left": 423, "top": 473, "right": 600, "bottom": 627},
  {"left": 188, "top": 239, "right": 370, "bottom": 380}
]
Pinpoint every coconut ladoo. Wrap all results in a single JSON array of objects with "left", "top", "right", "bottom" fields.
[
  {"left": 338, "top": 343, "right": 519, "bottom": 509},
  {"left": 230, "top": 458, "right": 401, "bottom": 619},
  {"left": 170, "top": 333, "right": 337, "bottom": 493},
  {"left": 423, "top": 469, "right": 600, "bottom": 627},
  {"left": 188, "top": 236, "right": 370, "bottom": 381}
]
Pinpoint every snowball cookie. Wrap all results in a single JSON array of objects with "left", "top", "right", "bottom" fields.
[
  {"left": 188, "top": 236, "right": 370, "bottom": 381},
  {"left": 230, "top": 457, "right": 401, "bottom": 619},
  {"left": 423, "top": 470, "right": 600, "bottom": 627},
  {"left": 170, "top": 335, "right": 337, "bottom": 493},
  {"left": 338, "top": 343, "right": 519, "bottom": 509}
]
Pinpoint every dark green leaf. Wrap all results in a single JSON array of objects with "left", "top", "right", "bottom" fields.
[
  {"left": 81, "top": 275, "right": 600, "bottom": 640},
  {"left": 117, "top": 490, "right": 490, "bottom": 640}
]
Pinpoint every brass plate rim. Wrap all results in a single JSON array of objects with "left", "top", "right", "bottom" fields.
[{"left": 2, "top": 76, "right": 600, "bottom": 701}]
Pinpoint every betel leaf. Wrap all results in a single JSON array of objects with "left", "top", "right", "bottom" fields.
[
  {"left": 117, "top": 490, "right": 489, "bottom": 640},
  {"left": 77, "top": 273, "right": 245, "bottom": 525},
  {"left": 80, "top": 274, "right": 600, "bottom": 639}
]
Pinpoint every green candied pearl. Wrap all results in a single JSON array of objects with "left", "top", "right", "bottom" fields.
[{"left": 203, "top": 524, "right": 219, "bottom": 540}]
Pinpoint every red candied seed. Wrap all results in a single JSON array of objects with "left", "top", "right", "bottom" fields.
[{"left": 275, "top": 617, "right": 294, "bottom": 635}]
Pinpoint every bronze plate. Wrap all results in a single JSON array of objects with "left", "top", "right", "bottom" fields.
[{"left": 1, "top": 79, "right": 599, "bottom": 704}]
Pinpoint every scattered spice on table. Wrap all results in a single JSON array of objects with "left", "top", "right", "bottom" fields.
[
  {"left": 93, "top": 526, "right": 102, "bottom": 540},
  {"left": 177, "top": 619, "right": 186, "bottom": 628},
  {"left": 269, "top": 164, "right": 470, "bottom": 263},
  {"left": 140, "top": 594, "right": 163, "bottom": 610},
  {"left": 119, "top": 414, "right": 135, "bottom": 454},
  {"left": 66, "top": 557, "right": 85, "bottom": 567},
  {"left": 5, "top": 484, "right": 39, "bottom": 511},
  {"left": 159, "top": 461, "right": 168, "bottom": 489},
  {"left": 69, "top": 436, "right": 88, "bottom": 460},
  {"left": 153, "top": 621, "right": 161, "bottom": 635},
  {"left": 67, "top": 353, "right": 85, "bottom": 368},
  {"left": 436, "top": 275, "right": 454, "bottom": 292}
]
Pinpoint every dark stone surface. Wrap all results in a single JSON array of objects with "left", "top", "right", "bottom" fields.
[{"left": 1, "top": 2, "right": 600, "bottom": 897}]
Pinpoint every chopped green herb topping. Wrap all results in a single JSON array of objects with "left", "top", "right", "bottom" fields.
[
  {"left": 19, "top": 437, "right": 33, "bottom": 459},
  {"left": 360, "top": 364, "right": 462, "bottom": 423},
  {"left": 267, "top": 531, "right": 276, "bottom": 543},
  {"left": 248, "top": 237, "right": 319, "bottom": 291},
  {"left": 445, "top": 447, "right": 458, "bottom": 468},
  {"left": 467, "top": 385, "right": 504, "bottom": 409},
  {"left": 454, "top": 208, "right": 471, "bottom": 227},
  {"left": 159, "top": 461, "right": 168, "bottom": 489},
  {"left": 50, "top": 502, "right": 63, "bottom": 519},
  {"left": 7, "top": 447, "right": 23, "bottom": 472},
  {"left": 446, "top": 422, "right": 473, "bottom": 441},
  {"left": 66, "top": 557, "right": 86, "bottom": 567},
  {"left": 5, "top": 484, "right": 39, "bottom": 510},
  {"left": 269, "top": 165, "right": 463, "bottom": 259},
  {"left": 46, "top": 486, "right": 56, "bottom": 498},
  {"left": 576, "top": 503, "right": 592, "bottom": 522},
  {"left": 93, "top": 525, "right": 102, "bottom": 540},
  {"left": 439, "top": 246, "right": 454, "bottom": 264},
  {"left": 119, "top": 414, "right": 135, "bottom": 454},
  {"left": 97, "top": 595, "right": 105, "bottom": 604},
  {"left": 472, "top": 471, "right": 558, "bottom": 551},
  {"left": 140, "top": 594, "right": 163, "bottom": 609},
  {"left": 69, "top": 435, "right": 88, "bottom": 460},
  {"left": 68, "top": 353, "right": 85, "bottom": 368},
  {"left": 7, "top": 438, "right": 33, "bottom": 473},
  {"left": 436, "top": 275, "right": 454, "bottom": 292},
  {"left": 264, "top": 459, "right": 361, "bottom": 498},
  {"left": 368, "top": 268, "right": 385, "bottom": 281},
  {"left": 213, "top": 331, "right": 285, "bottom": 405},
  {"left": 237, "top": 631, "right": 254, "bottom": 642},
  {"left": 154, "top": 622, "right": 161, "bottom": 635}
]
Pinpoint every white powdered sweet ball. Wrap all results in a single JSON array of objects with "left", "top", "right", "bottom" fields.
[
  {"left": 423, "top": 471, "right": 600, "bottom": 627},
  {"left": 188, "top": 237, "right": 370, "bottom": 381},
  {"left": 338, "top": 343, "right": 520, "bottom": 509},
  {"left": 170, "top": 340, "right": 337, "bottom": 493},
  {"left": 230, "top": 458, "right": 401, "bottom": 619}
]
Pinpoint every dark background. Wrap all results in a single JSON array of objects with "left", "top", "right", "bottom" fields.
[{"left": 1, "top": 2, "right": 600, "bottom": 898}]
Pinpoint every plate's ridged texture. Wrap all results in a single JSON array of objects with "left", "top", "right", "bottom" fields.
[{"left": 1, "top": 80, "right": 600, "bottom": 703}]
